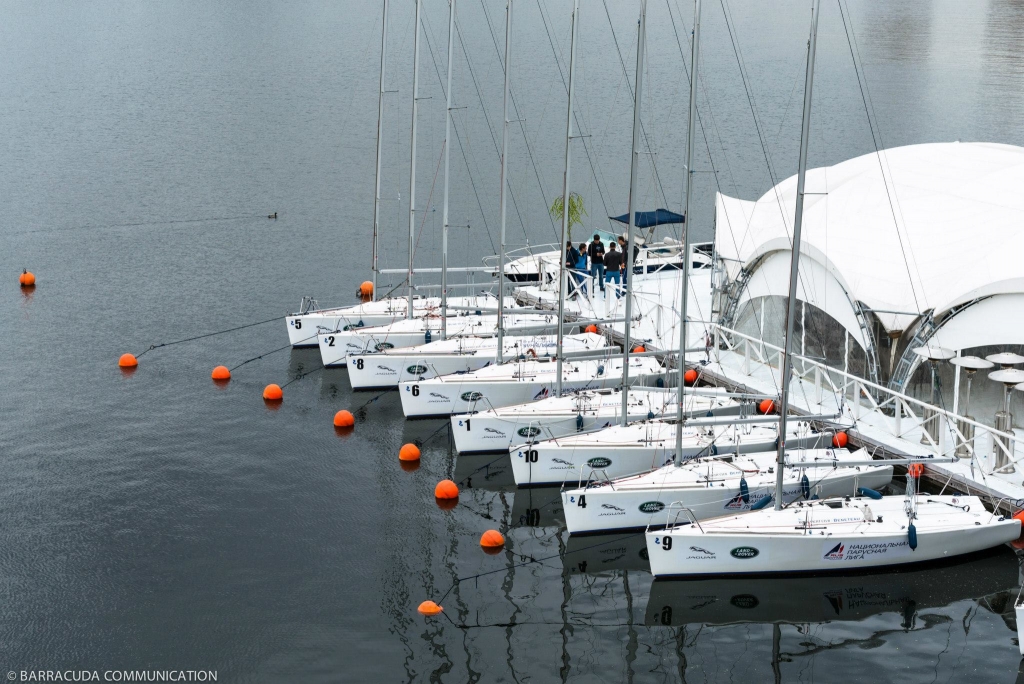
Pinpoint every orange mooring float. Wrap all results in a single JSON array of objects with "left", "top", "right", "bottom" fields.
[
  {"left": 333, "top": 410, "right": 355, "bottom": 428},
  {"left": 263, "top": 384, "right": 283, "bottom": 401},
  {"left": 118, "top": 353, "right": 138, "bottom": 368},
  {"left": 211, "top": 365, "right": 231, "bottom": 381},
  {"left": 19, "top": 269, "right": 35, "bottom": 287}
]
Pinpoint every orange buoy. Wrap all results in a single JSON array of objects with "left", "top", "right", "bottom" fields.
[
  {"left": 435, "top": 479, "right": 459, "bottom": 499},
  {"left": 399, "top": 443, "right": 421, "bottom": 461},
  {"left": 758, "top": 399, "right": 776, "bottom": 414},
  {"left": 118, "top": 353, "right": 138, "bottom": 368},
  {"left": 333, "top": 410, "right": 355, "bottom": 428},
  {"left": 417, "top": 600, "right": 443, "bottom": 616},
  {"left": 585, "top": 324, "right": 598, "bottom": 334},
  {"left": 632, "top": 345, "right": 646, "bottom": 353},
  {"left": 831, "top": 431, "right": 849, "bottom": 448},
  {"left": 211, "top": 365, "right": 231, "bottom": 381},
  {"left": 263, "top": 384, "right": 283, "bottom": 401},
  {"left": 1012, "top": 510, "right": 1024, "bottom": 540},
  {"left": 684, "top": 369, "right": 698, "bottom": 385},
  {"left": 359, "top": 281, "right": 374, "bottom": 297},
  {"left": 480, "top": 529, "right": 505, "bottom": 554},
  {"left": 19, "top": 270, "right": 35, "bottom": 287},
  {"left": 908, "top": 463, "right": 924, "bottom": 478}
]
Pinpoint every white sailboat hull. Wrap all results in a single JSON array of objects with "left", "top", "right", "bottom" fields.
[
  {"left": 345, "top": 333, "right": 607, "bottom": 390},
  {"left": 285, "top": 294, "right": 507, "bottom": 348},
  {"left": 318, "top": 312, "right": 559, "bottom": 367},
  {"left": 450, "top": 389, "right": 742, "bottom": 455},
  {"left": 645, "top": 495, "right": 1021, "bottom": 578},
  {"left": 562, "top": 450, "right": 893, "bottom": 535},
  {"left": 511, "top": 422, "right": 834, "bottom": 487},
  {"left": 399, "top": 357, "right": 665, "bottom": 419}
]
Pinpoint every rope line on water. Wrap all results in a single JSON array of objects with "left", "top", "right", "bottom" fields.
[
  {"left": 14, "top": 213, "right": 273, "bottom": 237},
  {"left": 136, "top": 315, "right": 285, "bottom": 358},
  {"left": 228, "top": 344, "right": 294, "bottom": 372},
  {"left": 280, "top": 363, "right": 325, "bottom": 389}
]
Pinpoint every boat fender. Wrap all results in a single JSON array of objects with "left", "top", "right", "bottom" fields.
[
  {"left": 597, "top": 365, "right": 605, "bottom": 376},
  {"left": 908, "top": 522, "right": 918, "bottom": 550},
  {"left": 739, "top": 477, "right": 750, "bottom": 504},
  {"left": 576, "top": 414, "right": 584, "bottom": 432},
  {"left": 647, "top": 411, "right": 655, "bottom": 420},
  {"left": 706, "top": 410, "right": 713, "bottom": 418},
  {"left": 656, "top": 377, "right": 665, "bottom": 388},
  {"left": 857, "top": 487, "right": 883, "bottom": 500},
  {"left": 425, "top": 330, "right": 432, "bottom": 344},
  {"left": 710, "top": 444, "right": 718, "bottom": 456},
  {"left": 751, "top": 494, "right": 772, "bottom": 510},
  {"left": 800, "top": 473, "right": 810, "bottom": 499}
]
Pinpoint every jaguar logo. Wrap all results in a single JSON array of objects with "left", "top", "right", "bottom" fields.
[
  {"left": 407, "top": 365, "right": 428, "bottom": 375},
  {"left": 378, "top": 366, "right": 396, "bottom": 374},
  {"left": 374, "top": 342, "right": 395, "bottom": 351},
  {"left": 517, "top": 426, "right": 542, "bottom": 438},
  {"left": 601, "top": 504, "right": 624, "bottom": 512},
  {"left": 730, "top": 546, "right": 759, "bottom": 559},
  {"left": 460, "top": 391, "right": 484, "bottom": 402},
  {"left": 689, "top": 546, "right": 714, "bottom": 556},
  {"left": 553, "top": 458, "right": 573, "bottom": 466},
  {"left": 638, "top": 501, "right": 665, "bottom": 514},
  {"left": 429, "top": 392, "right": 447, "bottom": 399},
  {"left": 587, "top": 457, "right": 612, "bottom": 469},
  {"left": 484, "top": 428, "right": 504, "bottom": 435}
]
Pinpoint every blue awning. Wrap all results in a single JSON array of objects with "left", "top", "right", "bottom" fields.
[{"left": 609, "top": 208, "right": 684, "bottom": 228}]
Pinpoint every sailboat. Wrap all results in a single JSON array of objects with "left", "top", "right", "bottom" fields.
[
  {"left": 510, "top": 417, "right": 837, "bottom": 486},
  {"left": 562, "top": 447, "right": 893, "bottom": 535},
  {"left": 345, "top": 330, "right": 607, "bottom": 390},
  {"left": 643, "top": 0, "right": 1021, "bottom": 578},
  {"left": 449, "top": 386, "right": 742, "bottom": 455}
]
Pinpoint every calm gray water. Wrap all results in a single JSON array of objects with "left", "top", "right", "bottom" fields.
[{"left": 3, "top": 1, "right": 1024, "bottom": 681}]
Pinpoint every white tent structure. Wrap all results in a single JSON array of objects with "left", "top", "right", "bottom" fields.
[{"left": 713, "top": 141, "right": 1024, "bottom": 391}]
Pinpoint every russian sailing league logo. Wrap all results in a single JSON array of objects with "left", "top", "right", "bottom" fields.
[
  {"left": 823, "top": 542, "right": 845, "bottom": 561},
  {"left": 517, "top": 426, "right": 542, "bottom": 438}
]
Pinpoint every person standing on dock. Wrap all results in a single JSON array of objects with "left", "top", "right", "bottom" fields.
[
  {"left": 566, "top": 241, "right": 584, "bottom": 298},
  {"left": 588, "top": 234, "right": 605, "bottom": 294},
  {"left": 603, "top": 241, "right": 622, "bottom": 298},
  {"left": 617, "top": 235, "right": 638, "bottom": 290}
]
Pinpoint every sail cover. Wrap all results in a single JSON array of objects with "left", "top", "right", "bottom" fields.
[{"left": 609, "top": 208, "right": 684, "bottom": 228}]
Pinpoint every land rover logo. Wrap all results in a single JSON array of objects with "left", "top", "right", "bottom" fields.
[
  {"left": 587, "top": 457, "right": 612, "bottom": 469},
  {"left": 517, "top": 426, "right": 542, "bottom": 438},
  {"left": 730, "top": 594, "right": 760, "bottom": 609},
  {"left": 375, "top": 342, "right": 395, "bottom": 351},
  {"left": 638, "top": 501, "right": 665, "bottom": 514},
  {"left": 407, "top": 365, "right": 428, "bottom": 375},
  {"left": 460, "top": 391, "right": 484, "bottom": 402},
  {"left": 730, "top": 546, "right": 759, "bottom": 559}
]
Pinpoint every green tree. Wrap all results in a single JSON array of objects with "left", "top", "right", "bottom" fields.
[{"left": 549, "top": 192, "right": 588, "bottom": 242}]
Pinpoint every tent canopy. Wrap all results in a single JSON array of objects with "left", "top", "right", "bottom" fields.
[
  {"left": 715, "top": 142, "right": 1024, "bottom": 334},
  {"left": 610, "top": 208, "right": 684, "bottom": 228}
]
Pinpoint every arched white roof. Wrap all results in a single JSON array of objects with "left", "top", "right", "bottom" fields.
[{"left": 715, "top": 142, "right": 1024, "bottom": 333}]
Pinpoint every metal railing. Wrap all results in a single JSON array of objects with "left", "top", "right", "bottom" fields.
[{"left": 709, "top": 323, "right": 1023, "bottom": 478}]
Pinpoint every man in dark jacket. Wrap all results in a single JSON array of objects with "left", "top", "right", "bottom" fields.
[
  {"left": 603, "top": 242, "right": 623, "bottom": 298},
  {"left": 618, "top": 235, "right": 639, "bottom": 289},
  {"left": 587, "top": 234, "right": 605, "bottom": 292}
]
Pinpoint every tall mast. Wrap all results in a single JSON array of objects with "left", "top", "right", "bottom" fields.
[
  {"left": 440, "top": 0, "right": 456, "bottom": 338},
  {"left": 371, "top": 0, "right": 390, "bottom": 302},
  {"left": 406, "top": 0, "right": 423, "bottom": 318},
  {"left": 496, "top": 0, "right": 512, "bottom": 360},
  {"left": 619, "top": 0, "right": 646, "bottom": 425},
  {"left": 556, "top": 0, "right": 580, "bottom": 394},
  {"left": 774, "top": 0, "right": 820, "bottom": 510},
  {"left": 674, "top": 0, "right": 701, "bottom": 456}
]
